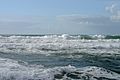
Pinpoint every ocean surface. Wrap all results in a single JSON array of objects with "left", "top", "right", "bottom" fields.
[{"left": 0, "top": 34, "right": 120, "bottom": 80}]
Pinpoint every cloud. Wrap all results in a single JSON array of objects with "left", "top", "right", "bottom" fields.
[
  {"left": 1, "top": 1, "right": 120, "bottom": 35},
  {"left": 57, "top": 15, "right": 113, "bottom": 25},
  {"left": 55, "top": 14, "right": 120, "bottom": 34},
  {"left": 52, "top": 2, "right": 120, "bottom": 34},
  {"left": 106, "top": 2, "right": 120, "bottom": 21},
  {"left": 56, "top": 2, "right": 120, "bottom": 27},
  {"left": 106, "top": 4, "right": 117, "bottom": 14},
  {"left": 0, "top": 14, "right": 120, "bottom": 34}
]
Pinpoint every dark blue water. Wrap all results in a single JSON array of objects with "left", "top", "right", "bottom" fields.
[{"left": 0, "top": 51, "right": 120, "bottom": 74}]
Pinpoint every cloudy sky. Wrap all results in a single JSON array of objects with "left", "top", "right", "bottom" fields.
[{"left": 0, "top": 0, "right": 120, "bottom": 34}]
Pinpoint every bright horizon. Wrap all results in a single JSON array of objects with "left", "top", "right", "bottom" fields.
[{"left": 0, "top": 0, "right": 120, "bottom": 34}]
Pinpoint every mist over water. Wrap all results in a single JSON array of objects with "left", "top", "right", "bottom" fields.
[{"left": 0, "top": 34, "right": 120, "bottom": 80}]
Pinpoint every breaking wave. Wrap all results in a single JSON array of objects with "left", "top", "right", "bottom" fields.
[
  {"left": 0, "top": 34, "right": 120, "bottom": 80},
  {"left": 0, "top": 58, "right": 119, "bottom": 80},
  {"left": 1, "top": 34, "right": 120, "bottom": 39},
  {"left": 0, "top": 34, "right": 120, "bottom": 55}
]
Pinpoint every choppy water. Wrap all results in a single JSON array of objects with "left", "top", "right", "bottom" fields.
[{"left": 0, "top": 34, "right": 120, "bottom": 80}]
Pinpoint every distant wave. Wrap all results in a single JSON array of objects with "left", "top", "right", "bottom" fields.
[
  {"left": 1, "top": 34, "right": 120, "bottom": 40},
  {"left": 0, "top": 34, "right": 120, "bottom": 55}
]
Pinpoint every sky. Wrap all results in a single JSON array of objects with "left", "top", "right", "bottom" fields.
[{"left": 0, "top": 0, "right": 120, "bottom": 34}]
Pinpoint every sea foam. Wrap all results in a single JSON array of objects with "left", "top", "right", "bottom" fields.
[
  {"left": 0, "top": 34, "right": 120, "bottom": 56},
  {"left": 0, "top": 58, "right": 119, "bottom": 80}
]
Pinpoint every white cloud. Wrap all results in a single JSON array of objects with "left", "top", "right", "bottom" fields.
[
  {"left": 1, "top": 4, "right": 120, "bottom": 35},
  {"left": 106, "top": 2, "right": 120, "bottom": 21},
  {"left": 106, "top": 4, "right": 117, "bottom": 14}
]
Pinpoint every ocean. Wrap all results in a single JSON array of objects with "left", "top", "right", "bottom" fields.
[{"left": 0, "top": 34, "right": 120, "bottom": 80}]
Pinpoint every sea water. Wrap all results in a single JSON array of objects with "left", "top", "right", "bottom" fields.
[{"left": 0, "top": 34, "right": 120, "bottom": 80}]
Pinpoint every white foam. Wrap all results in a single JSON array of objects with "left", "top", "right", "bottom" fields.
[
  {"left": 1, "top": 35, "right": 120, "bottom": 79},
  {"left": 0, "top": 35, "right": 120, "bottom": 57},
  {"left": 0, "top": 58, "right": 119, "bottom": 80}
]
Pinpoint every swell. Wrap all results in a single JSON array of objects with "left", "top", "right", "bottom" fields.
[{"left": 1, "top": 51, "right": 120, "bottom": 74}]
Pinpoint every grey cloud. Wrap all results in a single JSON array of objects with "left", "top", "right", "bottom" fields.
[
  {"left": 56, "top": 15, "right": 120, "bottom": 34},
  {"left": 56, "top": 15, "right": 118, "bottom": 25},
  {"left": 0, "top": 14, "right": 120, "bottom": 34}
]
